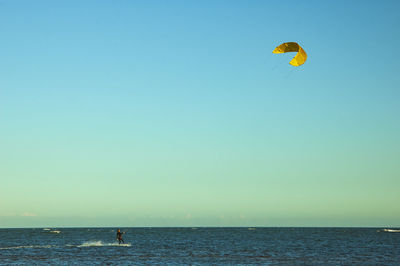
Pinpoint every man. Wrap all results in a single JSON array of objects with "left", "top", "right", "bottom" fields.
[{"left": 116, "top": 229, "right": 125, "bottom": 244}]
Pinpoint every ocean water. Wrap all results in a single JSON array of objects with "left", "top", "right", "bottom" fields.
[{"left": 0, "top": 227, "right": 399, "bottom": 265}]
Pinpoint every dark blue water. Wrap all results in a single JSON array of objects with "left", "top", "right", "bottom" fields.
[{"left": 0, "top": 227, "right": 399, "bottom": 265}]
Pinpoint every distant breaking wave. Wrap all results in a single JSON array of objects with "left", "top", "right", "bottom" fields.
[
  {"left": 0, "top": 241, "right": 131, "bottom": 250},
  {"left": 77, "top": 241, "right": 131, "bottom": 247},
  {"left": 383, "top": 229, "right": 400, "bottom": 233}
]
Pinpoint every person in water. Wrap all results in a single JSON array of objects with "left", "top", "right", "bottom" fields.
[{"left": 116, "top": 229, "right": 125, "bottom": 244}]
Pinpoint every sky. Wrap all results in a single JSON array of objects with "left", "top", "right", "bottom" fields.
[{"left": 1, "top": 0, "right": 399, "bottom": 228}]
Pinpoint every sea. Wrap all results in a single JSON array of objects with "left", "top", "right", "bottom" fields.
[{"left": 0, "top": 227, "right": 399, "bottom": 265}]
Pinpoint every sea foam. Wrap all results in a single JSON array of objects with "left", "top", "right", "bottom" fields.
[{"left": 77, "top": 241, "right": 131, "bottom": 247}]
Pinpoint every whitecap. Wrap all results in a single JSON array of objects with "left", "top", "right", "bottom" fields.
[{"left": 383, "top": 229, "right": 400, "bottom": 233}]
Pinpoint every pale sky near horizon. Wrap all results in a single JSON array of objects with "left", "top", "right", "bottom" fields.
[{"left": 1, "top": 0, "right": 400, "bottom": 227}]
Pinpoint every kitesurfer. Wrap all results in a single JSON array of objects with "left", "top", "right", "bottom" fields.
[{"left": 116, "top": 229, "right": 125, "bottom": 244}]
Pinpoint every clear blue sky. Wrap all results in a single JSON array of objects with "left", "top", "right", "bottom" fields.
[{"left": 1, "top": 0, "right": 399, "bottom": 227}]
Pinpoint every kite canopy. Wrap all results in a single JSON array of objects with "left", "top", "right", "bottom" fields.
[{"left": 273, "top": 42, "right": 307, "bottom": 66}]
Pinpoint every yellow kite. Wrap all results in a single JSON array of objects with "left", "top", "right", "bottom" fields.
[{"left": 273, "top": 42, "right": 307, "bottom": 66}]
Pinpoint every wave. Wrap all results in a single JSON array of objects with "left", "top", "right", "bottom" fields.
[
  {"left": 0, "top": 245, "right": 56, "bottom": 250},
  {"left": 383, "top": 229, "right": 400, "bottom": 233},
  {"left": 50, "top": 230, "right": 61, "bottom": 234},
  {"left": 77, "top": 241, "right": 131, "bottom": 247}
]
